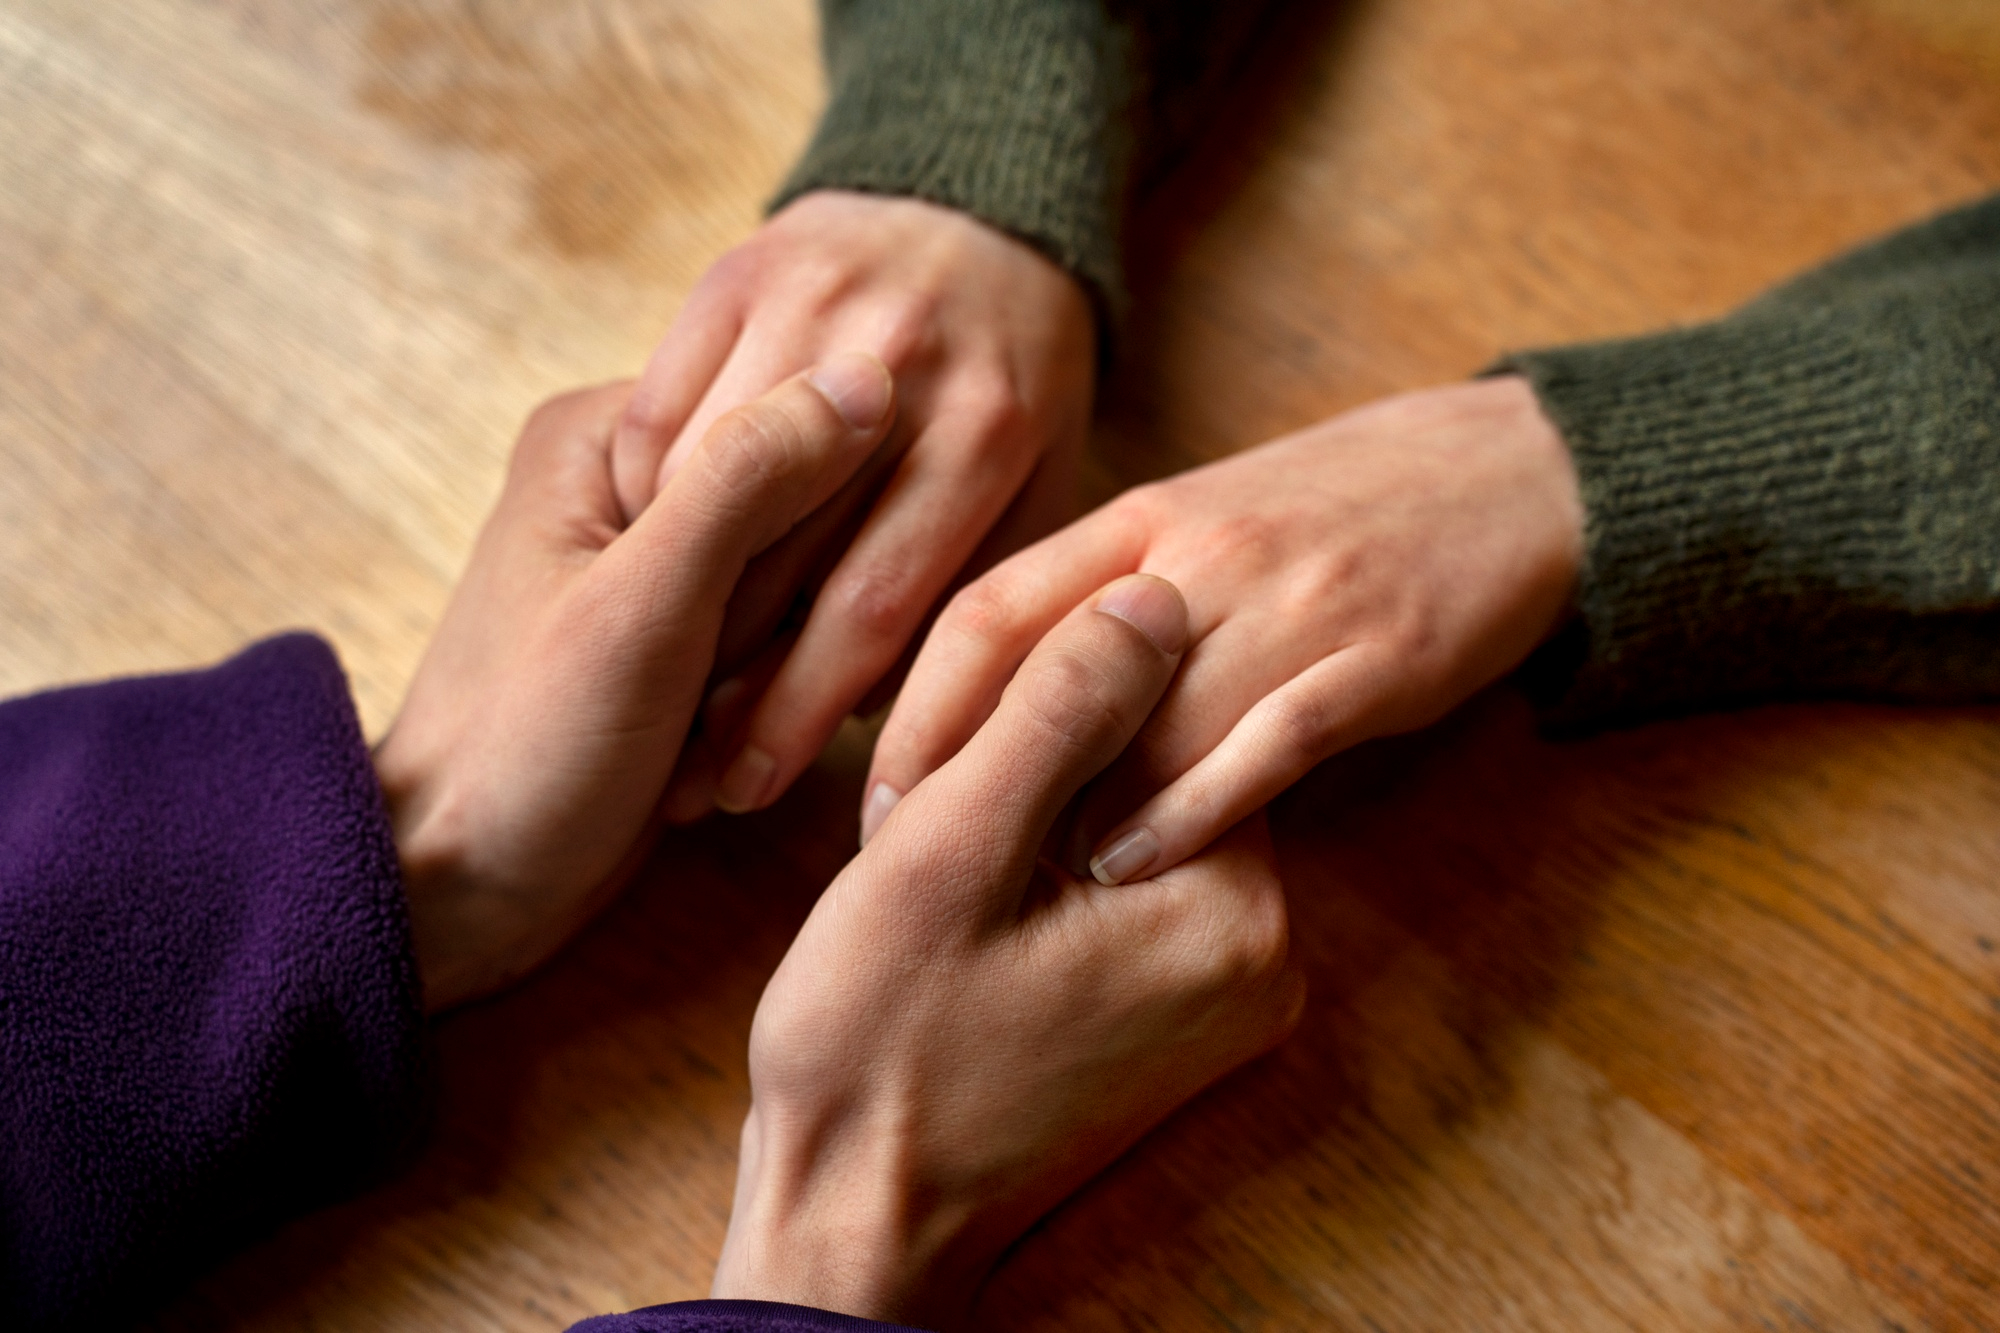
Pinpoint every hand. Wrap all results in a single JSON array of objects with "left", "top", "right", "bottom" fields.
[
  {"left": 711, "top": 575, "right": 1304, "bottom": 1327},
  {"left": 611, "top": 190, "right": 1097, "bottom": 822},
  {"left": 864, "top": 375, "right": 1585, "bottom": 884},
  {"left": 373, "top": 354, "right": 896, "bottom": 1012}
]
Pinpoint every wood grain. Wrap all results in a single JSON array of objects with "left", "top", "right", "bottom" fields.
[{"left": 2, "top": 0, "right": 1997, "bottom": 1329}]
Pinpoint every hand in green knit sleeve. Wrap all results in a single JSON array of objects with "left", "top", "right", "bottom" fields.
[
  {"left": 1505, "top": 191, "right": 2000, "bottom": 728},
  {"left": 607, "top": 0, "right": 1272, "bottom": 832},
  {"left": 860, "top": 195, "right": 2000, "bottom": 887}
]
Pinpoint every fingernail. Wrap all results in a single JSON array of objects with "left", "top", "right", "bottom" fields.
[
  {"left": 715, "top": 746, "right": 778, "bottom": 813},
  {"left": 1089, "top": 827, "right": 1161, "bottom": 886},
  {"left": 807, "top": 352, "right": 892, "bottom": 429},
  {"left": 859, "top": 781, "right": 902, "bottom": 847},
  {"left": 1095, "top": 577, "right": 1187, "bottom": 655}
]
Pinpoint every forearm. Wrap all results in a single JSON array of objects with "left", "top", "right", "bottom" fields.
[{"left": 1505, "top": 191, "right": 2000, "bottom": 727}]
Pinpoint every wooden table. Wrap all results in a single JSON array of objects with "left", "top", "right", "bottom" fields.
[{"left": 4, "top": 0, "right": 1998, "bottom": 1327}]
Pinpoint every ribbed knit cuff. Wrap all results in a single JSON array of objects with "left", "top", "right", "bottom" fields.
[
  {"left": 775, "top": 0, "right": 1133, "bottom": 329},
  {"left": 1502, "top": 254, "right": 2000, "bottom": 730}
]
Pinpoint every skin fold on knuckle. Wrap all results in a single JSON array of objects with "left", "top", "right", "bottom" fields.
[
  {"left": 1169, "top": 876, "right": 1295, "bottom": 1037},
  {"left": 1108, "top": 480, "right": 1177, "bottom": 536},
  {"left": 941, "top": 573, "right": 1029, "bottom": 647},
  {"left": 618, "top": 374, "right": 678, "bottom": 441},
  {"left": 1256, "top": 687, "right": 1341, "bottom": 775},
  {"left": 698, "top": 241, "right": 765, "bottom": 302},
  {"left": 690, "top": 391, "right": 829, "bottom": 533},
  {"left": 515, "top": 387, "right": 609, "bottom": 468},
  {"left": 1011, "top": 639, "right": 1149, "bottom": 765},
  {"left": 953, "top": 371, "right": 1031, "bottom": 465},
  {"left": 827, "top": 560, "right": 922, "bottom": 647}
]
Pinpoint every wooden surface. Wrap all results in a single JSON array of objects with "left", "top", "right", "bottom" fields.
[{"left": 3, "top": 0, "right": 1999, "bottom": 1328}]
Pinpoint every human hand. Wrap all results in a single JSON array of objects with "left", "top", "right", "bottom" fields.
[
  {"left": 611, "top": 190, "right": 1097, "bottom": 822},
  {"left": 373, "top": 354, "right": 896, "bottom": 1013},
  {"left": 865, "top": 375, "right": 1585, "bottom": 884},
  {"left": 711, "top": 575, "right": 1304, "bottom": 1327}
]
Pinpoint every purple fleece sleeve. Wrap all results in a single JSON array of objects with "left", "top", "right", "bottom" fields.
[
  {"left": 569, "top": 1299, "right": 928, "bottom": 1333},
  {"left": 0, "top": 635, "right": 427, "bottom": 1330},
  {"left": 0, "top": 635, "right": 918, "bottom": 1332}
]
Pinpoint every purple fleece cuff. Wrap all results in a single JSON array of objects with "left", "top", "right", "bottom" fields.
[
  {"left": 0, "top": 635, "right": 426, "bottom": 1330},
  {"left": 569, "top": 1298, "right": 931, "bottom": 1333}
]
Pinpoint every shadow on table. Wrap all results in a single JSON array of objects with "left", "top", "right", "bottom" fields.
[
  {"left": 147, "top": 741, "right": 869, "bottom": 1331},
  {"left": 972, "top": 684, "right": 1699, "bottom": 1327}
]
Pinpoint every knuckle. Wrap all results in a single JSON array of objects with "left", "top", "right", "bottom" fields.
[
  {"left": 700, "top": 242, "right": 762, "bottom": 296},
  {"left": 828, "top": 562, "right": 918, "bottom": 642},
  {"left": 1200, "top": 877, "right": 1293, "bottom": 995},
  {"left": 514, "top": 386, "right": 616, "bottom": 472},
  {"left": 783, "top": 252, "right": 859, "bottom": 316},
  {"left": 1187, "top": 510, "right": 1287, "bottom": 575},
  {"left": 956, "top": 372, "right": 1029, "bottom": 454},
  {"left": 873, "top": 293, "right": 941, "bottom": 367},
  {"left": 942, "top": 575, "right": 1021, "bottom": 643},
  {"left": 618, "top": 383, "right": 673, "bottom": 440},
  {"left": 1018, "top": 645, "right": 1105, "bottom": 739},
  {"left": 1018, "top": 642, "right": 1135, "bottom": 750},
  {"left": 1272, "top": 964, "right": 1309, "bottom": 1040},
  {"left": 522, "top": 387, "right": 588, "bottom": 438},
  {"left": 1105, "top": 483, "right": 1172, "bottom": 541},
  {"left": 702, "top": 399, "right": 805, "bottom": 498},
  {"left": 1260, "top": 690, "right": 1335, "bottom": 768}
]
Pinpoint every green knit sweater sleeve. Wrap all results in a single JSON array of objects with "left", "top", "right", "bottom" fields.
[
  {"left": 773, "top": 0, "right": 1271, "bottom": 327},
  {"left": 1503, "top": 192, "right": 2000, "bottom": 730}
]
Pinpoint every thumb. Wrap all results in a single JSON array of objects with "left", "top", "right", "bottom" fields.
[
  {"left": 619, "top": 351, "right": 896, "bottom": 585},
  {"left": 871, "top": 574, "right": 1189, "bottom": 907}
]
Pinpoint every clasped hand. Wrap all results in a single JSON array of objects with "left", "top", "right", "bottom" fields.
[
  {"left": 870, "top": 376, "right": 1586, "bottom": 885},
  {"left": 371, "top": 355, "right": 1300, "bottom": 1326},
  {"left": 610, "top": 191, "right": 1097, "bottom": 825}
]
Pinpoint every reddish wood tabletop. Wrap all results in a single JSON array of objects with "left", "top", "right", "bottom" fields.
[{"left": 2, "top": 0, "right": 1998, "bottom": 1328}]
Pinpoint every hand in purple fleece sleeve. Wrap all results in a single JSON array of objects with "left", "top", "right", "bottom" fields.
[
  {"left": 710, "top": 576, "right": 1305, "bottom": 1327},
  {"left": 0, "top": 357, "right": 899, "bottom": 1329},
  {"left": 374, "top": 356, "right": 896, "bottom": 1011}
]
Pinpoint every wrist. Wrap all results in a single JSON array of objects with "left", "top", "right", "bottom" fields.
[
  {"left": 712, "top": 1106, "right": 985, "bottom": 1326},
  {"left": 371, "top": 732, "right": 496, "bottom": 1013},
  {"left": 1475, "top": 372, "right": 1586, "bottom": 643}
]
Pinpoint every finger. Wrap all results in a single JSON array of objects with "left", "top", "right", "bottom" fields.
[
  {"left": 708, "top": 406, "right": 1044, "bottom": 815},
  {"left": 870, "top": 574, "right": 1190, "bottom": 903},
  {"left": 1086, "top": 642, "right": 1402, "bottom": 886},
  {"left": 653, "top": 322, "right": 848, "bottom": 489},
  {"left": 495, "top": 379, "right": 637, "bottom": 513},
  {"left": 660, "top": 631, "right": 794, "bottom": 824},
  {"left": 710, "top": 424, "right": 909, "bottom": 678},
  {"left": 613, "top": 282, "right": 744, "bottom": 522},
  {"left": 583, "top": 351, "right": 894, "bottom": 726},
  {"left": 1068, "top": 613, "right": 1316, "bottom": 863},
  {"left": 569, "top": 355, "right": 893, "bottom": 766},
  {"left": 848, "top": 434, "right": 1086, "bottom": 720},
  {"left": 859, "top": 509, "right": 1145, "bottom": 843}
]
